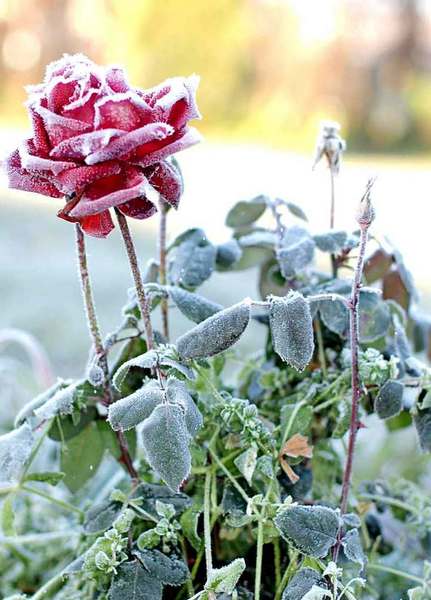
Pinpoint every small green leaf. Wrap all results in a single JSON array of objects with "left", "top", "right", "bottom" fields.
[
  {"left": 48, "top": 407, "right": 98, "bottom": 442},
  {"left": 269, "top": 292, "right": 314, "bottom": 371},
  {"left": 285, "top": 200, "right": 308, "bottom": 222},
  {"left": 215, "top": 239, "right": 243, "bottom": 270},
  {"left": 318, "top": 298, "right": 349, "bottom": 338},
  {"left": 84, "top": 500, "right": 122, "bottom": 534},
  {"left": 226, "top": 196, "right": 267, "bottom": 227},
  {"left": 313, "top": 230, "right": 350, "bottom": 253},
  {"left": 180, "top": 506, "right": 202, "bottom": 551},
  {"left": 135, "top": 549, "right": 189, "bottom": 586},
  {"left": 113, "top": 350, "right": 158, "bottom": 391},
  {"left": 274, "top": 505, "right": 340, "bottom": 558},
  {"left": 359, "top": 291, "right": 391, "bottom": 343},
  {"left": 234, "top": 446, "right": 257, "bottom": 486},
  {"left": 375, "top": 380, "right": 404, "bottom": 419},
  {"left": 177, "top": 301, "right": 251, "bottom": 360},
  {"left": 168, "top": 286, "right": 223, "bottom": 324},
  {"left": 205, "top": 558, "right": 246, "bottom": 594},
  {"left": 130, "top": 483, "right": 191, "bottom": 517},
  {"left": 141, "top": 404, "right": 191, "bottom": 491},
  {"left": 108, "top": 560, "right": 162, "bottom": 600},
  {"left": 61, "top": 422, "right": 105, "bottom": 493},
  {"left": 108, "top": 380, "right": 164, "bottom": 431},
  {"left": 24, "top": 471, "right": 65, "bottom": 486}
]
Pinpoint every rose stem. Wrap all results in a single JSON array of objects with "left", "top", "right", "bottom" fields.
[
  {"left": 75, "top": 224, "right": 138, "bottom": 481},
  {"left": 332, "top": 216, "right": 370, "bottom": 561},
  {"left": 329, "top": 168, "right": 338, "bottom": 277},
  {"left": 158, "top": 199, "right": 169, "bottom": 340},
  {"left": 115, "top": 209, "right": 155, "bottom": 351}
]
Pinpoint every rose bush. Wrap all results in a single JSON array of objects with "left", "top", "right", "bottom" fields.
[{"left": 5, "top": 54, "right": 201, "bottom": 237}]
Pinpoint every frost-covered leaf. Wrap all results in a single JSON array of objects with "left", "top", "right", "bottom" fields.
[
  {"left": 318, "top": 297, "right": 349, "bottom": 337},
  {"left": 282, "top": 568, "right": 324, "bottom": 600},
  {"left": 277, "top": 226, "right": 315, "bottom": 279},
  {"left": 234, "top": 446, "right": 257, "bottom": 486},
  {"left": 177, "top": 301, "right": 251, "bottom": 360},
  {"left": 113, "top": 350, "right": 158, "bottom": 390},
  {"left": 180, "top": 506, "right": 202, "bottom": 551},
  {"left": 342, "top": 513, "right": 361, "bottom": 529},
  {"left": 131, "top": 483, "right": 191, "bottom": 517},
  {"left": 216, "top": 239, "right": 243, "bottom": 270},
  {"left": 108, "top": 380, "right": 164, "bottom": 431},
  {"left": 141, "top": 404, "right": 191, "bottom": 491},
  {"left": 226, "top": 195, "right": 267, "bottom": 227},
  {"left": 313, "top": 230, "right": 352, "bottom": 253},
  {"left": 108, "top": 559, "right": 162, "bottom": 600},
  {"left": 375, "top": 380, "right": 404, "bottom": 419},
  {"left": 14, "top": 379, "right": 69, "bottom": 426},
  {"left": 274, "top": 505, "right": 340, "bottom": 558},
  {"left": 342, "top": 528, "right": 366, "bottom": 568},
  {"left": 135, "top": 549, "right": 189, "bottom": 586},
  {"left": 61, "top": 422, "right": 105, "bottom": 493},
  {"left": 34, "top": 381, "right": 79, "bottom": 420},
  {"left": 239, "top": 230, "right": 277, "bottom": 248},
  {"left": 168, "top": 286, "right": 223, "bottom": 323},
  {"left": 269, "top": 292, "right": 314, "bottom": 371},
  {"left": 169, "top": 228, "right": 216, "bottom": 290},
  {"left": 0, "top": 423, "right": 34, "bottom": 488},
  {"left": 359, "top": 291, "right": 391, "bottom": 343},
  {"left": 205, "top": 558, "right": 246, "bottom": 594},
  {"left": 165, "top": 377, "right": 203, "bottom": 437},
  {"left": 83, "top": 500, "right": 122, "bottom": 534},
  {"left": 48, "top": 407, "right": 98, "bottom": 442},
  {"left": 285, "top": 200, "right": 308, "bottom": 222},
  {"left": 413, "top": 407, "right": 431, "bottom": 452}
]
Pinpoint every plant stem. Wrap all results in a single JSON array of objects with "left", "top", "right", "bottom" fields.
[
  {"left": 329, "top": 169, "right": 337, "bottom": 277},
  {"left": 115, "top": 209, "right": 155, "bottom": 350},
  {"left": 314, "top": 318, "right": 327, "bottom": 376},
  {"left": 333, "top": 222, "right": 369, "bottom": 560},
  {"left": 21, "top": 485, "right": 83, "bottom": 517},
  {"left": 255, "top": 519, "right": 264, "bottom": 600},
  {"left": 75, "top": 223, "right": 137, "bottom": 481},
  {"left": 367, "top": 563, "right": 424, "bottom": 585},
  {"left": 273, "top": 538, "right": 281, "bottom": 593},
  {"left": 32, "top": 571, "right": 65, "bottom": 599},
  {"left": 204, "top": 470, "right": 213, "bottom": 576},
  {"left": 358, "top": 493, "right": 418, "bottom": 515},
  {"left": 275, "top": 549, "right": 298, "bottom": 600},
  {"left": 158, "top": 200, "right": 170, "bottom": 340}
]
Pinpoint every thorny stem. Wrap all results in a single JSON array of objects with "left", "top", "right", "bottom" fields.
[
  {"left": 333, "top": 221, "right": 370, "bottom": 561},
  {"left": 75, "top": 224, "right": 138, "bottom": 481},
  {"left": 329, "top": 169, "right": 338, "bottom": 278},
  {"left": 158, "top": 199, "right": 170, "bottom": 340},
  {"left": 115, "top": 209, "right": 155, "bottom": 350}
]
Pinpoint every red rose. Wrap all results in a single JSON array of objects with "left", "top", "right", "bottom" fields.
[{"left": 5, "top": 54, "right": 201, "bottom": 237}]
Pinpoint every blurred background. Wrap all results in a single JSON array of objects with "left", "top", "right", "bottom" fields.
[{"left": 0, "top": 0, "right": 430, "bottom": 429}]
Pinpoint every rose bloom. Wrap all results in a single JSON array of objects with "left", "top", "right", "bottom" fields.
[{"left": 5, "top": 54, "right": 201, "bottom": 237}]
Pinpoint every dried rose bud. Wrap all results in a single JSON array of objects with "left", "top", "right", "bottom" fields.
[
  {"left": 357, "top": 178, "right": 376, "bottom": 228},
  {"left": 313, "top": 120, "right": 346, "bottom": 175},
  {"left": 5, "top": 54, "right": 201, "bottom": 237}
]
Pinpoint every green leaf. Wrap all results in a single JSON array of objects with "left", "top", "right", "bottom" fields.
[
  {"left": 60, "top": 422, "right": 105, "bottom": 493},
  {"left": 375, "top": 380, "right": 404, "bottom": 419},
  {"left": 141, "top": 404, "right": 191, "bottom": 491},
  {"left": 135, "top": 549, "right": 189, "bottom": 586},
  {"left": 97, "top": 421, "right": 137, "bottom": 465},
  {"left": 0, "top": 423, "right": 34, "bottom": 487},
  {"left": 359, "top": 291, "right": 391, "bottom": 343},
  {"left": 180, "top": 506, "right": 202, "bottom": 551},
  {"left": 313, "top": 230, "right": 350, "bottom": 253},
  {"left": 33, "top": 381, "right": 78, "bottom": 420},
  {"left": 23, "top": 471, "right": 65, "bottom": 486},
  {"left": 413, "top": 407, "right": 431, "bottom": 452},
  {"left": 280, "top": 404, "right": 313, "bottom": 439},
  {"left": 165, "top": 378, "right": 203, "bottom": 437},
  {"left": 282, "top": 568, "right": 324, "bottom": 600},
  {"left": 108, "top": 560, "right": 162, "bottom": 600},
  {"left": 215, "top": 239, "right": 243, "bottom": 270},
  {"left": 1, "top": 495, "right": 16, "bottom": 536},
  {"left": 84, "top": 500, "right": 122, "bottom": 534},
  {"left": 48, "top": 407, "right": 98, "bottom": 442},
  {"left": 318, "top": 298, "right": 349, "bottom": 338},
  {"left": 341, "top": 528, "right": 366, "bottom": 568},
  {"left": 226, "top": 196, "right": 267, "bottom": 227},
  {"left": 277, "top": 226, "right": 315, "bottom": 279},
  {"left": 113, "top": 350, "right": 158, "bottom": 391},
  {"left": 204, "top": 558, "right": 246, "bottom": 594},
  {"left": 285, "top": 200, "right": 308, "bottom": 222},
  {"left": 269, "top": 292, "right": 314, "bottom": 371},
  {"left": 108, "top": 380, "right": 164, "bottom": 431},
  {"left": 168, "top": 286, "right": 223, "bottom": 323},
  {"left": 231, "top": 245, "right": 273, "bottom": 271},
  {"left": 177, "top": 301, "right": 251, "bottom": 360},
  {"left": 130, "top": 483, "right": 191, "bottom": 517},
  {"left": 169, "top": 228, "right": 216, "bottom": 290},
  {"left": 274, "top": 505, "right": 340, "bottom": 558}
]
